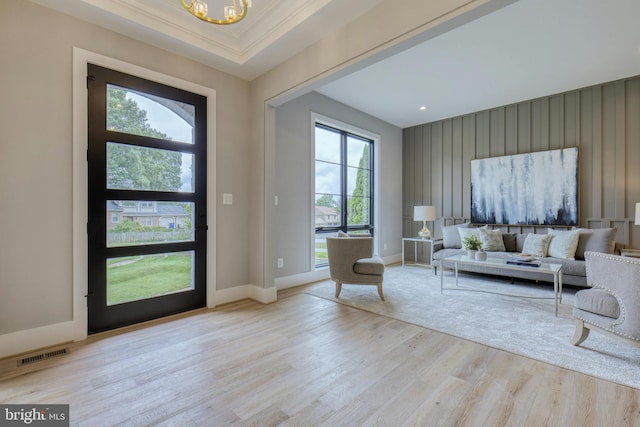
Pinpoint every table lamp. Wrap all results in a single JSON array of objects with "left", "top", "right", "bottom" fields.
[{"left": 414, "top": 206, "right": 436, "bottom": 238}]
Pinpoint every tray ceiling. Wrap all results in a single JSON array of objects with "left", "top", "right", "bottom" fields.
[
  {"left": 30, "top": 0, "right": 384, "bottom": 79},
  {"left": 29, "top": 0, "right": 640, "bottom": 127}
]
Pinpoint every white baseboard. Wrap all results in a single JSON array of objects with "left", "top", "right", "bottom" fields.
[
  {"left": 275, "top": 268, "right": 330, "bottom": 290},
  {"left": 275, "top": 254, "right": 401, "bottom": 291},
  {"left": 0, "top": 320, "right": 85, "bottom": 359},
  {"left": 248, "top": 285, "right": 278, "bottom": 304},
  {"left": 0, "top": 284, "right": 276, "bottom": 359},
  {"left": 382, "top": 253, "right": 402, "bottom": 265},
  {"left": 212, "top": 284, "right": 277, "bottom": 305},
  {"left": 2, "top": 256, "right": 405, "bottom": 358}
]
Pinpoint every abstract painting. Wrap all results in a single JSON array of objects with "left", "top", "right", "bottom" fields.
[{"left": 471, "top": 148, "right": 578, "bottom": 225}]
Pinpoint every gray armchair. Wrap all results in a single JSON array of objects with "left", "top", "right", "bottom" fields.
[
  {"left": 326, "top": 236, "right": 385, "bottom": 300},
  {"left": 572, "top": 251, "right": 640, "bottom": 348}
]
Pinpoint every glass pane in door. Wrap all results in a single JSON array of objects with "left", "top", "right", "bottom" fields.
[
  {"left": 107, "top": 251, "right": 195, "bottom": 306},
  {"left": 107, "top": 200, "right": 194, "bottom": 247},
  {"left": 106, "top": 84, "right": 195, "bottom": 144},
  {"left": 107, "top": 142, "right": 194, "bottom": 192}
]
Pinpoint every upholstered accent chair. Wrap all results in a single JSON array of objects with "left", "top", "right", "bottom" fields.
[
  {"left": 572, "top": 251, "right": 640, "bottom": 348},
  {"left": 326, "top": 236, "right": 385, "bottom": 300}
]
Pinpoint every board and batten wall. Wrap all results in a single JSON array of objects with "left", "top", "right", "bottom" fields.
[{"left": 403, "top": 75, "right": 640, "bottom": 251}]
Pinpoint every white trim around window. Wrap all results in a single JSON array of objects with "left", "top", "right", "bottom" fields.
[{"left": 309, "top": 112, "right": 381, "bottom": 270}]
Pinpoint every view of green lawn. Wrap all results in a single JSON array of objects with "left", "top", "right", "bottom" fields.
[
  {"left": 107, "top": 253, "right": 193, "bottom": 305},
  {"left": 315, "top": 239, "right": 328, "bottom": 266}
]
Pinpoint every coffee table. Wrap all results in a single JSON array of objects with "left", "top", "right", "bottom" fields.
[{"left": 440, "top": 255, "right": 564, "bottom": 316}]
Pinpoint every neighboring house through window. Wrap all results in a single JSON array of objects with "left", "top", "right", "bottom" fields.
[{"left": 106, "top": 201, "right": 188, "bottom": 230}]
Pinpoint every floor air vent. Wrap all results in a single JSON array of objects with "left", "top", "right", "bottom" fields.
[{"left": 18, "top": 348, "right": 70, "bottom": 366}]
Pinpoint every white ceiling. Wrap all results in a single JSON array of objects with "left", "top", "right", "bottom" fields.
[
  {"left": 317, "top": 0, "right": 640, "bottom": 127},
  {"left": 30, "top": 0, "right": 385, "bottom": 79},
  {"left": 31, "top": 0, "right": 640, "bottom": 128}
]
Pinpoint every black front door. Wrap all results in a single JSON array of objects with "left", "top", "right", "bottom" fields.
[{"left": 87, "top": 64, "right": 207, "bottom": 333}]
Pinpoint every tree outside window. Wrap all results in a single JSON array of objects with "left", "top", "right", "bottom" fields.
[{"left": 314, "top": 123, "right": 374, "bottom": 267}]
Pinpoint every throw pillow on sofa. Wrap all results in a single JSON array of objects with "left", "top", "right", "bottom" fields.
[
  {"left": 442, "top": 222, "right": 470, "bottom": 248},
  {"left": 478, "top": 228, "right": 506, "bottom": 251},
  {"left": 458, "top": 226, "right": 481, "bottom": 244},
  {"left": 547, "top": 228, "right": 580, "bottom": 259},
  {"left": 574, "top": 227, "right": 617, "bottom": 260},
  {"left": 522, "top": 233, "right": 552, "bottom": 257},
  {"left": 502, "top": 233, "right": 517, "bottom": 252}
]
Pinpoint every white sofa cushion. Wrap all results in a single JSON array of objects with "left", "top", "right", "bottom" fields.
[
  {"left": 522, "top": 233, "right": 552, "bottom": 257},
  {"left": 442, "top": 222, "right": 470, "bottom": 248},
  {"left": 548, "top": 228, "right": 580, "bottom": 259}
]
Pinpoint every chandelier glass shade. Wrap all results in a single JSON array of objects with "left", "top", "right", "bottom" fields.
[{"left": 180, "top": 0, "right": 252, "bottom": 25}]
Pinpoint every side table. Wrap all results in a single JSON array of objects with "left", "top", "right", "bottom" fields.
[
  {"left": 620, "top": 249, "right": 640, "bottom": 258},
  {"left": 402, "top": 237, "right": 441, "bottom": 270}
]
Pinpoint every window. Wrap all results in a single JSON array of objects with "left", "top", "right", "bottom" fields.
[
  {"left": 314, "top": 123, "right": 374, "bottom": 267},
  {"left": 111, "top": 212, "right": 119, "bottom": 223}
]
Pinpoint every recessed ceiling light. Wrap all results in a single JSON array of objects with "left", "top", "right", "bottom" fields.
[{"left": 419, "top": 106, "right": 427, "bottom": 111}]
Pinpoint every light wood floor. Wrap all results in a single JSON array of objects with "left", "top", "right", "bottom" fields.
[{"left": 1, "top": 282, "right": 640, "bottom": 426}]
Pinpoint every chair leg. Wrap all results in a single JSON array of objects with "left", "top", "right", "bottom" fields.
[
  {"left": 377, "top": 283, "right": 384, "bottom": 301},
  {"left": 572, "top": 319, "right": 590, "bottom": 346},
  {"left": 335, "top": 281, "right": 342, "bottom": 298}
]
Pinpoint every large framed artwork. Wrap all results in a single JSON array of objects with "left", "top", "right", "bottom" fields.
[{"left": 471, "top": 147, "right": 578, "bottom": 226}]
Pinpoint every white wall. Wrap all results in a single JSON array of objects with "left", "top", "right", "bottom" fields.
[
  {"left": 0, "top": 0, "right": 509, "bottom": 356},
  {"left": 0, "top": 1, "right": 252, "bottom": 353},
  {"left": 249, "top": 0, "right": 513, "bottom": 290},
  {"left": 274, "top": 92, "right": 402, "bottom": 282}
]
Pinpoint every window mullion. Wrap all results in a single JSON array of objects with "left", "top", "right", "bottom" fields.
[
  {"left": 369, "top": 142, "right": 374, "bottom": 236},
  {"left": 341, "top": 132, "right": 348, "bottom": 230}
]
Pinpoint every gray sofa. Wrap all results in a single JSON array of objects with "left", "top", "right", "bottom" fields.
[{"left": 432, "top": 225, "right": 618, "bottom": 287}]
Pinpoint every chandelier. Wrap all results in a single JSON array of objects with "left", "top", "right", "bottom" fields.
[{"left": 180, "top": 0, "right": 252, "bottom": 25}]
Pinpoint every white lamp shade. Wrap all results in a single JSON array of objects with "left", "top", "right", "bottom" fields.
[
  {"left": 414, "top": 206, "right": 436, "bottom": 221},
  {"left": 636, "top": 202, "right": 640, "bottom": 225}
]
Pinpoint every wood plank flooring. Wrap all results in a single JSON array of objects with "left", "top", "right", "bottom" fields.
[{"left": 1, "top": 282, "right": 640, "bottom": 426}]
